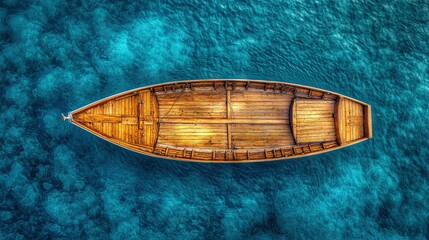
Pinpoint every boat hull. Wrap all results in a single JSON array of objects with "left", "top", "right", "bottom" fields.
[{"left": 66, "top": 79, "right": 372, "bottom": 162}]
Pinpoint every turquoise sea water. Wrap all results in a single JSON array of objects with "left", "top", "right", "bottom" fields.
[{"left": 1, "top": 0, "right": 428, "bottom": 239}]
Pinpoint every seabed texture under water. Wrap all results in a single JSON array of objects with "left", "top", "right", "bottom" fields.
[{"left": 1, "top": 0, "right": 428, "bottom": 239}]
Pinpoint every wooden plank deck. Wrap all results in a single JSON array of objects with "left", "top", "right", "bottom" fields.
[
  {"left": 72, "top": 90, "right": 158, "bottom": 151},
  {"left": 291, "top": 99, "right": 336, "bottom": 144},
  {"left": 335, "top": 97, "right": 366, "bottom": 145},
  {"left": 155, "top": 85, "right": 295, "bottom": 153}
]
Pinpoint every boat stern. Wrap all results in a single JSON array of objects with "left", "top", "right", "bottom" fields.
[{"left": 335, "top": 97, "right": 372, "bottom": 146}]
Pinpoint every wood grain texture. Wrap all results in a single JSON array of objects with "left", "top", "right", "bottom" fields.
[
  {"left": 291, "top": 98, "right": 336, "bottom": 144},
  {"left": 68, "top": 79, "right": 372, "bottom": 162},
  {"left": 72, "top": 90, "right": 157, "bottom": 150},
  {"left": 335, "top": 97, "right": 366, "bottom": 144}
]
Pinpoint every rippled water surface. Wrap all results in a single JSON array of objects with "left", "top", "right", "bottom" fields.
[{"left": 1, "top": 0, "right": 428, "bottom": 239}]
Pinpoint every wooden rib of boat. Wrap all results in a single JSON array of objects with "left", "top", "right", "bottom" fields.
[{"left": 63, "top": 79, "right": 372, "bottom": 162}]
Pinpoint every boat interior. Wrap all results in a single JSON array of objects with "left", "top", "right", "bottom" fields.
[{"left": 71, "top": 80, "right": 372, "bottom": 162}]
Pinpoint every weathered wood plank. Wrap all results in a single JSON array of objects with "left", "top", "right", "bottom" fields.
[
  {"left": 364, "top": 105, "right": 372, "bottom": 138},
  {"left": 292, "top": 98, "right": 336, "bottom": 144},
  {"left": 160, "top": 118, "right": 290, "bottom": 124},
  {"left": 335, "top": 98, "right": 367, "bottom": 144}
]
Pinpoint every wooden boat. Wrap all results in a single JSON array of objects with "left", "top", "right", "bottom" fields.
[{"left": 62, "top": 79, "right": 372, "bottom": 162}]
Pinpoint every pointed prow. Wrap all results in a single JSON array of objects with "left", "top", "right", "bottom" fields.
[{"left": 61, "top": 113, "right": 72, "bottom": 122}]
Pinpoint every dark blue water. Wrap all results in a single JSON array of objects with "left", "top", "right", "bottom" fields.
[{"left": 1, "top": 0, "right": 428, "bottom": 239}]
